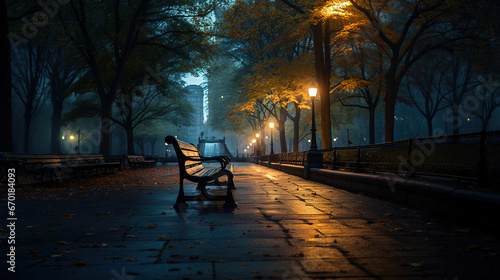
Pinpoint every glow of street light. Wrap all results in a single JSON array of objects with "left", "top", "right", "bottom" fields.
[
  {"left": 62, "top": 136, "right": 65, "bottom": 140},
  {"left": 252, "top": 139, "right": 256, "bottom": 143},
  {"left": 269, "top": 122, "right": 274, "bottom": 129},
  {"left": 308, "top": 88, "right": 317, "bottom": 97},
  {"left": 70, "top": 135, "right": 74, "bottom": 140},
  {"left": 322, "top": 1, "right": 351, "bottom": 17},
  {"left": 256, "top": 133, "right": 260, "bottom": 138}
]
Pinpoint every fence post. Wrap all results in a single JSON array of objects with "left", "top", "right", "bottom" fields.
[
  {"left": 331, "top": 147, "right": 337, "bottom": 170},
  {"left": 477, "top": 130, "right": 490, "bottom": 188},
  {"left": 356, "top": 145, "right": 361, "bottom": 172},
  {"left": 405, "top": 138, "right": 414, "bottom": 177},
  {"left": 278, "top": 153, "right": 282, "bottom": 171}
]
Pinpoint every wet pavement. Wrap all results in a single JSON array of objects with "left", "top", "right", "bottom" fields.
[{"left": 2, "top": 163, "right": 499, "bottom": 280}]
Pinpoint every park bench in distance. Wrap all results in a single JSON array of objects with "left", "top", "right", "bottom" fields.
[
  {"left": 123, "top": 155, "right": 156, "bottom": 168},
  {"left": 0, "top": 154, "right": 121, "bottom": 182},
  {"left": 165, "top": 136, "right": 237, "bottom": 209}
]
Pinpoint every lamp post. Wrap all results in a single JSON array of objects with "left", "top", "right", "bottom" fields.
[
  {"left": 309, "top": 88, "right": 318, "bottom": 151},
  {"left": 62, "top": 128, "right": 81, "bottom": 154},
  {"left": 255, "top": 133, "right": 260, "bottom": 156},
  {"left": 305, "top": 88, "right": 322, "bottom": 177},
  {"left": 76, "top": 129, "right": 81, "bottom": 154},
  {"left": 269, "top": 122, "right": 274, "bottom": 155},
  {"left": 252, "top": 139, "right": 257, "bottom": 157}
]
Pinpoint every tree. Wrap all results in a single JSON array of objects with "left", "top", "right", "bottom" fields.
[
  {"left": 11, "top": 42, "right": 48, "bottom": 152},
  {"left": 219, "top": 0, "right": 319, "bottom": 153},
  {"left": 335, "top": 41, "right": 384, "bottom": 144},
  {"left": 440, "top": 54, "right": 475, "bottom": 135},
  {"left": 470, "top": 74, "right": 500, "bottom": 131},
  {"left": 59, "top": 0, "right": 216, "bottom": 156},
  {"left": 0, "top": 0, "right": 11, "bottom": 152},
  {"left": 242, "top": 57, "right": 315, "bottom": 152},
  {"left": 347, "top": 0, "right": 484, "bottom": 142},
  {"left": 47, "top": 41, "right": 83, "bottom": 154},
  {"left": 280, "top": 0, "right": 352, "bottom": 149},
  {"left": 402, "top": 55, "right": 447, "bottom": 136},
  {"left": 113, "top": 81, "right": 192, "bottom": 155}
]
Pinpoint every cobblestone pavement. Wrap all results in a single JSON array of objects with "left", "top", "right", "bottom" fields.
[{"left": 1, "top": 163, "right": 499, "bottom": 280}]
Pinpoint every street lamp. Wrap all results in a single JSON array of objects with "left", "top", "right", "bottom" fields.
[
  {"left": 251, "top": 139, "right": 257, "bottom": 157},
  {"left": 63, "top": 129, "right": 81, "bottom": 154},
  {"left": 305, "top": 88, "right": 322, "bottom": 177},
  {"left": 308, "top": 88, "right": 318, "bottom": 151},
  {"left": 269, "top": 122, "right": 275, "bottom": 155},
  {"left": 255, "top": 133, "right": 260, "bottom": 156}
]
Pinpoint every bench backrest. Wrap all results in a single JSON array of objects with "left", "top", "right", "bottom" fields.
[{"left": 165, "top": 136, "right": 205, "bottom": 176}]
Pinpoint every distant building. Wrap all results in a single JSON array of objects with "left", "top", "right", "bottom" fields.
[{"left": 183, "top": 85, "right": 204, "bottom": 144}]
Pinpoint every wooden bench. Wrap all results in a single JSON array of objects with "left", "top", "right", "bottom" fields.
[
  {"left": 165, "top": 136, "right": 237, "bottom": 209},
  {"left": 124, "top": 155, "right": 156, "bottom": 168},
  {"left": 0, "top": 154, "right": 121, "bottom": 182}
]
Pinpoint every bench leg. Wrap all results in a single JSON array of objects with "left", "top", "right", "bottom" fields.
[
  {"left": 228, "top": 174, "right": 236, "bottom": 190},
  {"left": 173, "top": 178, "right": 188, "bottom": 209},
  {"left": 223, "top": 180, "right": 237, "bottom": 208}
]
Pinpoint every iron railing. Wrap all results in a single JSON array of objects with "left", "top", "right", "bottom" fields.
[{"left": 259, "top": 130, "right": 500, "bottom": 187}]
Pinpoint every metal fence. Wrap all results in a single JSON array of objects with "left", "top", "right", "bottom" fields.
[{"left": 260, "top": 130, "right": 500, "bottom": 187}]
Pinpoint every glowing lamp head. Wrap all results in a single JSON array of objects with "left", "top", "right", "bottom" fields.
[
  {"left": 308, "top": 88, "right": 317, "bottom": 98},
  {"left": 269, "top": 122, "right": 275, "bottom": 129}
]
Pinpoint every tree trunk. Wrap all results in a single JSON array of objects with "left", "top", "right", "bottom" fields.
[
  {"left": 149, "top": 139, "right": 156, "bottom": 155},
  {"left": 385, "top": 68, "right": 397, "bottom": 142},
  {"left": 0, "top": 0, "right": 12, "bottom": 152},
  {"left": 452, "top": 104, "right": 460, "bottom": 135},
  {"left": 311, "top": 22, "right": 332, "bottom": 150},
  {"left": 100, "top": 96, "right": 113, "bottom": 156},
  {"left": 124, "top": 93, "right": 135, "bottom": 155},
  {"left": 292, "top": 104, "right": 300, "bottom": 152},
  {"left": 126, "top": 125, "right": 134, "bottom": 155},
  {"left": 50, "top": 99, "right": 63, "bottom": 154},
  {"left": 23, "top": 103, "right": 32, "bottom": 153},
  {"left": 426, "top": 116, "right": 433, "bottom": 137},
  {"left": 278, "top": 107, "right": 287, "bottom": 153},
  {"left": 369, "top": 107, "right": 375, "bottom": 144}
]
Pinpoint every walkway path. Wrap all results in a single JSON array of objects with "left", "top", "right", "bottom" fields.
[{"left": 3, "top": 163, "right": 499, "bottom": 279}]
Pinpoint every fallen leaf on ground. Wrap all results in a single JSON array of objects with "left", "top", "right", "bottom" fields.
[{"left": 73, "top": 261, "right": 86, "bottom": 266}]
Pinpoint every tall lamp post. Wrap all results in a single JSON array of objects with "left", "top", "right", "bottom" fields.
[
  {"left": 255, "top": 133, "right": 260, "bottom": 156},
  {"left": 305, "top": 88, "right": 323, "bottom": 178},
  {"left": 269, "top": 122, "right": 275, "bottom": 155}
]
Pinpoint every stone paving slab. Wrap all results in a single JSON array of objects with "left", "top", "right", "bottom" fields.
[{"left": 1, "top": 163, "right": 499, "bottom": 279}]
